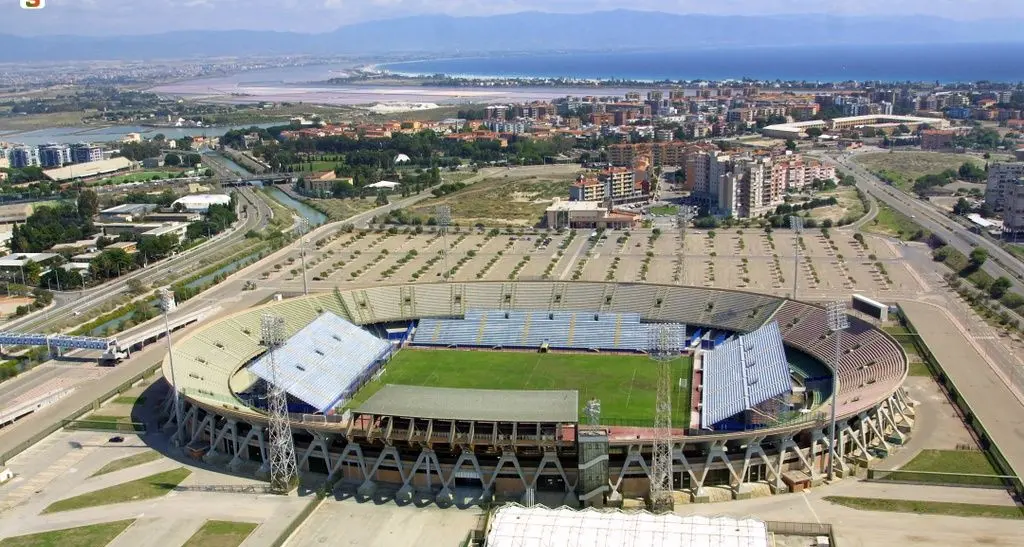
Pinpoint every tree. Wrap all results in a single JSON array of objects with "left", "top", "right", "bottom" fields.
[
  {"left": 953, "top": 198, "right": 973, "bottom": 216},
  {"left": 784, "top": 139, "right": 797, "bottom": 152},
  {"left": 970, "top": 248, "right": 989, "bottom": 269},
  {"left": 989, "top": 276, "right": 1013, "bottom": 299},
  {"left": 164, "top": 153, "right": 182, "bottom": 166},
  {"left": 76, "top": 189, "right": 99, "bottom": 219},
  {"left": 375, "top": 191, "right": 389, "bottom": 206},
  {"left": 805, "top": 127, "right": 823, "bottom": 139},
  {"left": 21, "top": 260, "right": 41, "bottom": 285},
  {"left": 958, "top": 162, "right": 986, "bottom": 182},
  {"left": 127, "top": 278, "right": 146, "bottom": 295}
]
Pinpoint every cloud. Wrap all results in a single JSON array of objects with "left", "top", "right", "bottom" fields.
[{"left": 2, "top": 0, "right": 1022, "bottom": 35}]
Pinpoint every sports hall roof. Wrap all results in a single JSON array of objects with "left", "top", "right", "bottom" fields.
[
  {"left": 700, "top": 321, "right": 792, "bottom": 429},
  {"left": 355, "top": 385, "right": 579, "bottom": 423},
  {"left": 248, "top": 312, "right": 391, "bottom": 413},
  {"left": 486, "top": 505, "right": 769, "bottom": 547}
]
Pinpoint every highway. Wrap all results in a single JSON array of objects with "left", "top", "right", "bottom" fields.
[{"left": 814, "top": 150, "right": 1024, "bottom": 297}]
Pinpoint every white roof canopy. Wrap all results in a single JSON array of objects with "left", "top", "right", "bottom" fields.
[{"left": 486, "top": 505, "right": 769, "bottom": 547}]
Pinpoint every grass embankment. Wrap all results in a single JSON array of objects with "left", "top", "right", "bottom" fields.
[
  {"left": 0, "top": 519, "right": 135, "bottom": 547},
  {"left": 853, "top": 152, "right": 985, "bottom": 192},
  {"left": 649, "top": 205, "right": 680, "bottom": 216},
  {"left": 43, "top": 468, "right": 190, "bottom": 514},
  {"left": 181, "top": 520, "right": 259, "bottom": 547},
  {"left": 257, "top": 189, "right": 296, "bottom": 230},
  {"left": 348, "top": 349, "right": 693, "bottom": 426},
  {"left": 884, "top": 449, "right": 1005, "bottom": 487},
  {"left": 91, "top": 451, "right": 163, "bottom": 478},
  {"left": 303, "top": 197, "right": 376, "bottom": 222},
  {"left": 824, "top": 496, "right": 1024, "bottom": 520},
  {"left": 862, "top": 203, "right": 930, "bottom": 241},
  {"left": 410, "top": 167, "right": 580, "bottom": 226}
]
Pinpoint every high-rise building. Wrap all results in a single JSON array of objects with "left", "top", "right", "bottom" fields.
[
  {"left": 70, "top": 142, "right": 103, "bottom": 164},
  {"left": 10, "top": 146, "right": 40, "bottom": 168},
  {"left": 985, "top": 162, "right": 1024, "bottom": 211},
  {"left": 38, "top": 143, "right": 72, "bottom": 168},
  {"left": 1004, "top": 181, "right": 1024, "bottom": 235}
]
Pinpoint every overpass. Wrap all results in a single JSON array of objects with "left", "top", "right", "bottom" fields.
[{"left": 220, "top": 173, "right": 297, "bottom": 187}]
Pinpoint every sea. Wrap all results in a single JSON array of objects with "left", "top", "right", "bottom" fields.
[{"left": 381, "top": 43, "right": 1024, "bottom": 83}]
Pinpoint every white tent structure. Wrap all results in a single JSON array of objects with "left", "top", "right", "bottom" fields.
[
  {"left": 394, "top": 153, "right": 411, "bottom": 164},
  {"left": 486, "top": 505, "right": 769, "bottom": 547},
  {"left": 366, "top": 181, "right": 400, "bottom": 190}
]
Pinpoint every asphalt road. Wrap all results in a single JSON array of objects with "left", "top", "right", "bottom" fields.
[{"left": 815, "top": 150, "right": 1024, "bottom": 298}]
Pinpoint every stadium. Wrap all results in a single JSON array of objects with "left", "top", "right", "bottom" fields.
[{"left": 161, "top": 281, "right": 913, "bottom": 505}]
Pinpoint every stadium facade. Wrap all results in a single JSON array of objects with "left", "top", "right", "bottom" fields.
[{"left": 162, "top": 281, "right": 913, "bottom": 505}]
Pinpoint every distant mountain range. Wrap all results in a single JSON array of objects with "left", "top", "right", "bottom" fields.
[{"left": 3, "top": 10, "right": 1022, "bottom": 62}]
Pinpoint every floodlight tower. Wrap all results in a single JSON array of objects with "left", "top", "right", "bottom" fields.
[
  {"left": 159, "top": 288, "right": 183, "bottom": 446},
  {"left": 648, "top": 323, "right": 683, "bottom": 512},
  {"left": 677, "top": 205, "right": 697, "bottom": 285},
  {"left": 825, "top": 300, "right": 849, "bottom": 481},
  {"left": 261, "top": 314, "right": 298, "bottom": 494},
  {"left": 298, "top": 218, "right": 310, "bottom": 296},
  {"left": 436, "top": 205, "right": 452, "bottom": 281},
  {"left": 789, "top": 216, "right": 804, "bottom": 300},
  {"left": 583, "top": 398, "right": 602, "bottom": 426}
]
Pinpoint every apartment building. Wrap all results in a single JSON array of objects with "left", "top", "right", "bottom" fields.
[
  {"left": 70, "top": 142, "right": 103, "bottom": 164},
  {"left": 986, "top": 162, "right": 1024, "bottom": 211},
  {"left": 38, "top": 143, "right": 72, "bottom": 168},
  {"left": 718, "top": 158, "right": 773, "bottom": 219},
  {"left": 10, "top": 146, "right": 39, "bottom": 168},
  {"left": 607, "top": 142, "right": 696, "bottom": 167},
  {"left": 569, "top": 168, "right": 650, "bottom": 205},
  {"left": 921, "top": 129, "right": 956, "bottom": 150}
]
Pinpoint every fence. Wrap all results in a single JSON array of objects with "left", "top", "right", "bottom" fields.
[
  {"left": 895, "top": 305, "right": 1024, "bottom": 498},
  {"left": 866, "top": 468, "right": 1015, "bottom": 489},
  {"left": 765, "top": 520, "right": 834, "bottom": 540},
  {"left": 0, "top": 362, "right": 162, "bottom": 467},
  {"left": 63, "top": 419, "right": 147, "bottom": 434}
]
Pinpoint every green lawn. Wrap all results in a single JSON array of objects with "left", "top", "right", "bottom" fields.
[
  {"left": 1007, "top": 244, "right": 1024, "bottom": 261},
  {"left": 907, "top": 361, "right": 932, "bottom": 377},
  {"left": 862, "top": 203, "right": 930, "bottom": 241},
  {"left": 181, "top": 520, "right": 259, "bottom": 547},
  {"left": 43, "top": 468, "right": 190, "bottom": 514},
  {"left": 90, "top": 451, "right": 163, "bottom": 478},
  {"left": 885, "top": 449, "right": 1006, "bottom": 487},
  {"left": 649, "top": 205, "right": 680, "bottom": 216},
  {"left": 350, "top": 349, "right": 693, "bottom": 426},
  {"left": 824, "top": 496, "right": 1024, "bottom": 520},
  {"left": 96, "top": 170, "right": 182, "bottom": 185},
  {"left": 0, "top": 519, "right": 135, "bottom": 547},
  {"left": 113, "top": 395, "right": 146, "bottom": 405}
]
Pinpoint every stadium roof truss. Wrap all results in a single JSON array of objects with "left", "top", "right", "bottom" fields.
[
  {"left": 248, "top": 312, "right": 391, "bottom": 413},
  {"left": 700, "top": 321, "right": 792, "bottom": 429}
]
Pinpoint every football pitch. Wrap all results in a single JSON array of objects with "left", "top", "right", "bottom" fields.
[{"left": 348, "top": 349, "right": 693, "bottom": 426}]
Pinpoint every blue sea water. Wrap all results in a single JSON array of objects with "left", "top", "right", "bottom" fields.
[{"left": 382, "top": 43, "right": 1024, "bottom": 83}]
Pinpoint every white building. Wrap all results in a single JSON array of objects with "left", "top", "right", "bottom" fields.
[
  {"left": 985, "top": 162, "right": 1024, "bottom": 211},
  {"left": 172, "top": 194, "right": 232, "bottom": 213}
]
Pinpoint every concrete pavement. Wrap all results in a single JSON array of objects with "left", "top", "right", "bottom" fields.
[{"left": 900, "top": 300, "right": 1024, "bottom": 482}]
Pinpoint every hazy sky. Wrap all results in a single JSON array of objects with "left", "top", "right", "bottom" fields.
[{"left": 4, "top": 0, "right": 1023, "bottom": 35}]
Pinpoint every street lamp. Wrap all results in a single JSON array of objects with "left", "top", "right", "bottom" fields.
[
  {"left": 298, "top": 218, "right": 309, "bottom": 295},
  {"left": 825, "top": 300, "right": 849, "bottom": 481}
]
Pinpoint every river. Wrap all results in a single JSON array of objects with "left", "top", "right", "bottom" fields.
[{"left": 208, "top": 152, "right": 327, "bottom": 227}]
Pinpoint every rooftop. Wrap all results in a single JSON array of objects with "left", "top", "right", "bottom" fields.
[
  {"left": 355, "top": 385, "right": 579, "bottom": 423},
  {"left": 0, "top": 253, "right": 59, "bottom": 267},
  {"left": 43, "top": 157, "right": 134, "bottom": 182},
  {"left": 547, "top": 199, "right": 605, "bottom": 212}
]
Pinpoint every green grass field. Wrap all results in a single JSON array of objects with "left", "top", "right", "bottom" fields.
[
  {"left": 884, "top": 449, "right": 1006, "bottom": 487},
  {"left": 43, "top": 468, "right": 190, "bottom": 514},
  {"left": 863, "top": 203, "right": 930, "bottom": 241},
  {"left": 649, "top": 205, "right": 680, "bottom": 216},
  {"left": 853, "top": 152, "right": 985, "bottom": 192},
  {"left": 90, "top": 451, "right": 163, "bottom": 478},
  {"left": 0, "top": 520, "right": 135, "bottom": 547},
  {"left": 181, "top": 520, "right": 259, "bottom": 547},
  {"left": 824, "top": 496, "right": 1024, "bottom": 520},
  {"left": 349, "top": 349, "right": 693, "bottom": 426}
]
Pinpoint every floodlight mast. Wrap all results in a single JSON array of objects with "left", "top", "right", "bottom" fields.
[
  {"left": 648, "top": 323, "right": 683, "bottom": 512},
  {"left": 159, "top": 289, "right": 183, "bottom": 446},
  {"left": 261, "top": 314, "right": 298, "bottom": 493},
  {"left": 789, "top": 216, "right": 803, "bottom": 300},
  {"left": 437, "top": 205, "right": 452, "bottom": 282},
  {"left": 825, "top": 300, "right": 849, "bottom": 482},
  {"left": 677, "top": 205, "right": 697, "bottom": 285}
]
